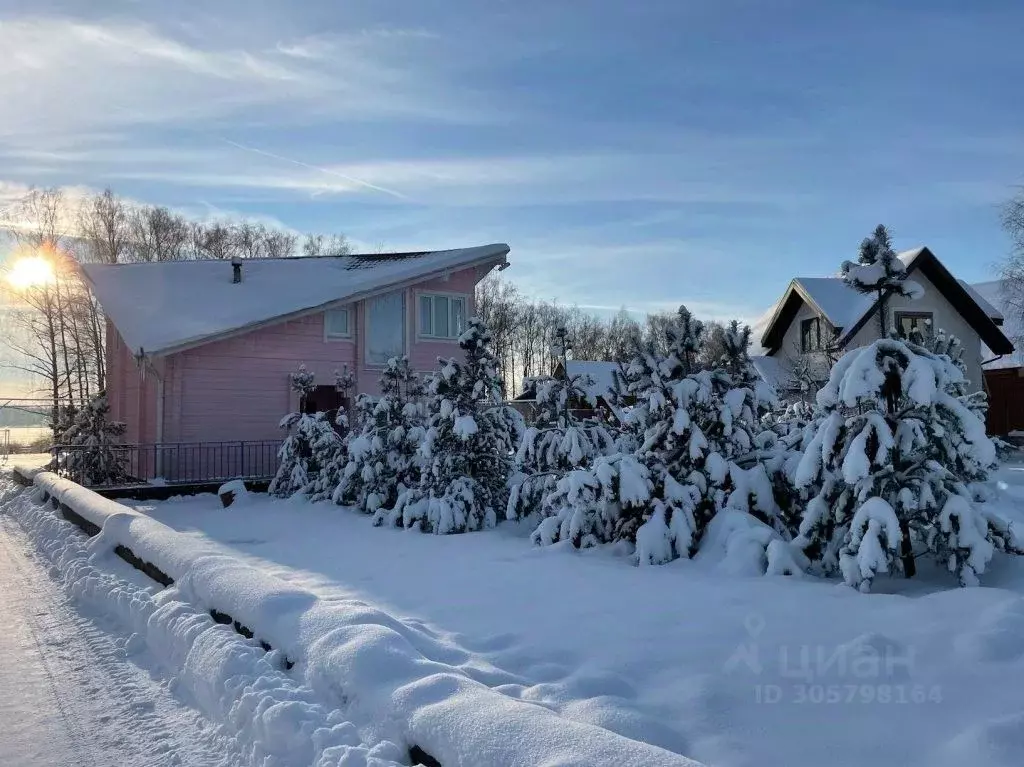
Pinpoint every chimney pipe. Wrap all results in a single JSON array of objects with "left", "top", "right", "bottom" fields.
[{"left": 231, "top": 256, "right": 242, "bottom": 284}]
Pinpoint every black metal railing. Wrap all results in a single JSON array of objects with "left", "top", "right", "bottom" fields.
[{"left": 51, "top": 440, "right": 283, "bottom": 488}]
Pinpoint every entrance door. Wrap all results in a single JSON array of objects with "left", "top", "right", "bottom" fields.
[{"left": 304, "top": 385, "right": 349, "bottom": 425}]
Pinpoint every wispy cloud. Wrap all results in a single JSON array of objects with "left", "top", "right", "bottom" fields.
[{"left": 0, "top": 15, "right": 486, "bottom": 144}]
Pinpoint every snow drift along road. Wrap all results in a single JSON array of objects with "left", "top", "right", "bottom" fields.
[
  {"left": 26, "top": 472, "right": 702, "bottom": 767},
  {"left": 2, "top": 477, "right": 405, "bottom": 767}
]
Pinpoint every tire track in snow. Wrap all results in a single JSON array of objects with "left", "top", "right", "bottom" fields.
[
  {"left": 0, "top": 521, "right": 98, "bottom": 767},
  {"left": 0, "top": 513, "right": 244, "bottom": 767}
]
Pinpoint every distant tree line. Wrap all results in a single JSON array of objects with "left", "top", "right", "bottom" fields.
[
  {"left": 474, "top": 273, "right": 736, "bottom": 398},
  {"left": 0, "top": 186, "right": 351, "bottom": 433}
]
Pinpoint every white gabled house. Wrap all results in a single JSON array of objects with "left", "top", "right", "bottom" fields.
[{"left": 751, "top": 246, "right": 1014, "bottom": 396}]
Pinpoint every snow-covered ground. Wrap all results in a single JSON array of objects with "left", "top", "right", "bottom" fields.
[
  {"left": 3, "top": 473, "right": 694, "bottom": 767},
  {"left": 4, "top": 466, "right": 1024, "bottom": 766},
  {"left": 123, "top": 468, "right": 1024, "bottom": 767},
  {"left": 3, "top": 452, "right": 51, "bottom": 470}
]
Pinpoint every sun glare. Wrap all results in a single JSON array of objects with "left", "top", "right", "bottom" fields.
[{"left": 6, "top": 255, "right": 56, "bottom": 289}]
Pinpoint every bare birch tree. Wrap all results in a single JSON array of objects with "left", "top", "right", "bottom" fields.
[
  {"left": 1000, "top": 189, "right": 1024, "bottom": 345},
  {"left": 1, "top": 186, "right": 344, "bottom": 437}
]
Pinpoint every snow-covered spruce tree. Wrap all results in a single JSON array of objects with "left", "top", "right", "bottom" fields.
[
  {"left": 793, "top": 337, "right": 1022, "bottom": 590},
  {"left": 333, "top": 356, "right": 425, "bottom": 513},
  {"left": 269, "top": 365, "right": 337, "bottom": 498},
  {"left": 532, "top": 306, "right": 773, "bottom": 564},
  {"left": 382, "top": 318, "right": 521, "bottom": 533},
  {"left": 607, "top": 357, "right": 643, "bottom": 454},
  {"left": 306, "top": 367, "right": 356, "bottom": 502},
  {"left": 719, "top": 320, "right": 761, "bottom": 390},
  {"left": 841, "top": 224, "right": 924, "bottom": 337},
  {"left": 754, "top": 402, "right": 819, "bottom": 544},
  {"left": 54, "top": 402, "right": 79, "bottom": 443},
  {"left": 507, "top": 328, "right": 615, "bottom": 522},
  {"left": 57, "top": 392, "right": 128, "bottom": 486},
  {"left": 909, "top": 327, "right": 990, "bottom": 421}
]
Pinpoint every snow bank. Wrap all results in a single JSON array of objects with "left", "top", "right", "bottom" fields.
[
  {"left": 11, "top": 460, "right": 48, "bottom": 485},
  {"left": 696, "top": 509, "right": 806, "bottom": 577},
  {"left": 29, "top": 473, "right": 700, "bottom": 767},
  {"left": 4, "top": 479, "right": 405, "bottom": 767}
]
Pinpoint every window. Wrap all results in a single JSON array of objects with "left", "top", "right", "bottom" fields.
[
  {"left": 895, "top": 311, "right": 933, "bottom": 341},
  {"left": 419, "top": 294, "right": 467, "bottom": 339},
  {"left": 800, "top": 317, "right": 822, "bottom": 353},
  {"left": 366, "top": 291, "right": 406, "bottom": 365},
  {"left": 324, "top": 308, "right": 351, "bottom": 339}
]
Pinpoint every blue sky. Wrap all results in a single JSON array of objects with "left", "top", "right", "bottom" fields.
[{"left": 1, "top": 0, "right": 1023, "bottom": 325}]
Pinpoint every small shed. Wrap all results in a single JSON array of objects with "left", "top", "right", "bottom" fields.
[{"left": 511, "top": 360, "right": 626, "bottom": 423}]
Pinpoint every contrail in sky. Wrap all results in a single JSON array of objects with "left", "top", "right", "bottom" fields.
[{"left": 221, "top": 139, "right": 410, "bottom": 201}]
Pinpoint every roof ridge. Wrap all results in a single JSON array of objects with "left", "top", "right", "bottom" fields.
[
  {"left": 85, "top": 246, "right": 484, "bottom": 266},
  {"left": 791, "top": 246, "right": 926, "bottom": 284}
]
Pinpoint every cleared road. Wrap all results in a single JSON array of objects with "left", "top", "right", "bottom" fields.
[{"left": 0, "top": 512, "right": 243, "bottom": 767}]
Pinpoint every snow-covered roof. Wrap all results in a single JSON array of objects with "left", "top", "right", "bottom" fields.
[
  {"left": 748, "top": 303, "right": 778, "bottom": 358},
  {"left": 971, "top": 279, "right": 1024, "bottom": 369},
  {"left": 792, "top": 277, "right": 874, "bottom": 332},
  {"left": 82, "top": 244, "right": 510, "bottom": 356},
  {"left": 794, "top": 248, "right": 928, "bottom": 333},
  {"left": 564, "top": 360, "right": 620, "bottom": 402},
  {"left": 758, "top": 247, "right": 1012, "bottom": 355},
  {"left": 759, "top": 249, "right": 925, "bottom": 352},
  {"left": 750, "top": 355, "right": 794, "bottom": 391},
  {"left": 962, "top": 280, "right": 1004, "bottom": 323}
]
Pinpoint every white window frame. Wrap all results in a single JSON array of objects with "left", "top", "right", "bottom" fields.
[
  {"left": 894, "top": 310, "right": 934, "bottom": 340},
  {"left": 364, "top": 290, "right": 407, "bottom": 366},
  {"left": 417, "top": 291, "right": 469, "bottom": 341},
  {"left": 323, "top": 306, "right": 353, "bottom": 342}
]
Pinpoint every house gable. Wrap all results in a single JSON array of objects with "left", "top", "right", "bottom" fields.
[
  {"left": 760, "top": 281, "right": 843, "bottom": 355},
  {"left": 845, "top": 268, "right": 988, "bottom": 389},
  {"left": 759, "top": 247, "right": 1012, "bottom": 358},
  {"left": 837, "top": 247, "right": 1012, "bottom": 354}
]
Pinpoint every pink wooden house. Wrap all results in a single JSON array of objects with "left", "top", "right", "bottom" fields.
[{"left": 80, "top": 244, "right": 510, "bottom": 483}]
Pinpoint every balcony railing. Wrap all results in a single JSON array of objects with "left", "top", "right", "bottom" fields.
[{"left": 51, "top": 440, "right": 283, "bottom": 488}]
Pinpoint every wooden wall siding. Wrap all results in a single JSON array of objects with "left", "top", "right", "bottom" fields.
[
  {"left": 104, "top": 265, "right": 488, "bottom": 446},
  {"left": 105, "top": 321, "right": 159, "bottom": 444},
  {"left": 174, "top": 313, "right": 357, "bottom": 442},
  {"left": 105, "top": 318, "right": 124, "bottom": 427},
  {"left": 984, "top": 368, "right": 1024, "bottom": 436}
]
